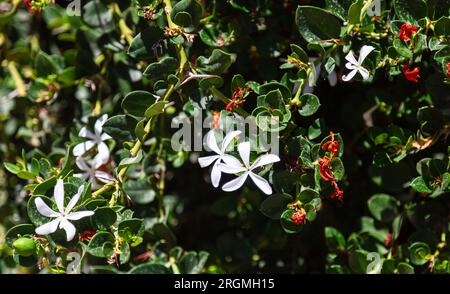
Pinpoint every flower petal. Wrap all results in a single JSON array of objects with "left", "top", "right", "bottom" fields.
[
  {"left": 54, "top": 179, "right": 65, "bottom": 213},
  {"left": 75, "top": 157, "right": 90, "bottom": 172},
  {"left": 95, "top": 141, "right": 110, "bottom": 164},
  {"left": 222, "top": 173, "right": 249, "bottom": 192},
  {"left": 34, "top": 197, "right": 59, "bottom": 218},
  {"left": 220, "top": 130, "right": 241, "bottom": 153},
  {"left": 358, "top": 45, "right": 375, "bottom": 64},
  {"left": 66, "top": 210, "right": 95, "bottom": 221},
  {"left": 345, "top": 62, "right": 357, "bottom": 70},
  {"left": 79, "top": 127, "right": 95, "bottom": 140},
  {"left": 100, "top": 133, "right": 112, "bottom": 141},
  {"left": 74, "top": 172, "right": 90, "bottom": 181},
  {"left": 358, "top": 67, "right": 370, "bottom": 80},
  {"left": 95, "top": 171, "right": 114, "bottom": 184},
  {"left": 205, "top": 130, "right": 221, "bottom": 155},
  {"left": 238, "top": 141, "right": 251, "bottom": 168},
  {"left": 210, "top": 161, "right": 222, "bottom": 188},
  {"left": 217, "top": 162, "right": 247, "bottom": 174},
  {"left": 35, "top": 218, "right": 60, "bottom": 236},
  {"left": 249, "top": 172, "right": 273, "bottom": 195},
  {"left": 250, "top": 154, "right": 280, "bottom": 170},
  {"left": 344, "top": 51, "right": 358, "bottom": 65},
  {"left": 198, "top": 155, "right": 220, "bottom": 168},
  {"left": 95, "top": 114, "right": 108, "bottom": 137},
  {"left": 342, "top": 69, "right": 357, "bottom": 82},
  {"left": 73, "top": 140, "right": 95, "bottom": 157},
  {"left": 221, "top": 154, "right": 243, "bottom": 168},
  {"left": 65, "top": 185, "right": 84, "bottom": 214},
  {"left": 59, "top": 219, "right": 77, "bottom": 242}
]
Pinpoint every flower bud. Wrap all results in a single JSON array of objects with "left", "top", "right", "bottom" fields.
[{"left": 12, "top": 237, "right": 36, "bottom": 257}]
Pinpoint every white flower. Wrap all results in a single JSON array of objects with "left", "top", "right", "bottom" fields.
[
  {"left": 34, "top": 179, "right": 94, "bottom": 241},
  {"left": 219, "top": 142, "right": 280, "bottom": 195},
  {"left": 198, "top": 130, "right": 242, "bottom": 187},
  {"left": 74, "top": 157, "right": 114, "bottom": 190},
  {"left": 342, "top": 45, "right": 375, "bottom": 81},
  {"left": 73, "top": 114, "right": 112, "bottom": 164}
]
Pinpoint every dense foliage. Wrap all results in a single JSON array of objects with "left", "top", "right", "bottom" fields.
[{"left": 0, "top": 0, "right": 449, "bottom": 274}]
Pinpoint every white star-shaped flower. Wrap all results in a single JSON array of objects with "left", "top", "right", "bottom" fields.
[
  {"left": 73, "top": 114, "right": 112, "bottom": 164},
  {"left": 34, "top": 179, "right": 94, "bottom": 241},
  {"left": 342, "top": 45, "right": 375, "bottom": 81},
  {"left": 74, "top": 157, "right": 114, "bottom": 190},
  {"left": 219, "top": 142, "right": 280, "bottom": 195},
  {"left": 198, "top": 130, "right": 242, "bottom": 187}
]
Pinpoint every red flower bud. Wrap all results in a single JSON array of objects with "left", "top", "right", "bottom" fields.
[
  {"left": 321, "top": 132, "right": 339, "bottom": 158},
  {"left": 290, "top": 209, "right": 306, "bottom": 225},
  {"left": 79, "top": 230, "right": 96, "bottom": 241},
  {"left": 402, "top": 62, "right": 420, "bottom": 83},
  {"left": 398, "top": 23, "right": 418, "bottom": 43}
]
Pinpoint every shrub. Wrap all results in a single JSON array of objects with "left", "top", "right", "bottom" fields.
[{"left": 0, "top": 0, "right": 448, "bottom": 274}]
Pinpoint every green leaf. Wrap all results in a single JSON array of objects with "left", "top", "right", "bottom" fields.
[
  {"left": 196, "top": 49, "right": 233, "bottom": 74},
  {"left": 128, "top": 27, "right": 165, "bottom": 59},
  {"left": 397, "top": 262, "right": 415, "bottom": 274},
  {"left": 260, "top": 193, "right": 292, "bottom": 220},
  {"left": 103, "top": 115, "right": 137, "bottom": 141},
  {"left": 325, "top": 0, "right": 353, "bottom": 19},
  {"left": 128, "top": 263, "right": 171, "bottom": 274},
  {"left": 324, "top": 57, "right": 336, "bottom": 74},
  {"left": 118, "top": 219, "right": 144, "bottom": 245},
  {"left": 308, "top": 118, "right": 325, "bottom": 140},
  {"left": 434, "top": 16, "right": 450, "bottom": 36},
  {"left": 3, "top": 162, "right": 21, "bottom": 174},
  {"left": 35, "top": 51, "right": 58, "bottom": 77},
  {"left": 87, "top": 232, "right": 115, "bottom": 258},
  {"left": 367, "top": 194, "right": 399, "bottom": 223},
  {"left": 295, "top": 6, "right": 342, "bottom": 43},
  {"left": 171, "top": 0, "right": 204, "bottom": 27},
  {"left": 393, "top": 0, "right": 427, "bottom": 24},
  {"left": 348, "top": 0, "right": 364, "bottom": 25},
  {"left": 393, "top": 39, "right": 413, "bottom": 58},
  {"left": 409, "top": 242, "right": 431, "bottom": 265},
  {"left": 145, "top": 101, "right": 168, "bottom": 119},
  {"left": 325, "top": 227, "right": 346, "bottom": 249},
  {"left": 92, "top": 207, "right": 117, "bottom": 230},
  {"left": 299, "top": 93, "right": 321, "bottom": 116},
  {"left": 280, "top": 210, "right": 302, "bottom": 234},
  {"left": 122, "top": 91, "right": 156, "bottom": 117},
  {"left": 143, "top": 57, "right": 178, "bottom": 80},
  {"left": 123, "top": 179, "right": 156, "bottom": 205},
  {"left": 5, "top": 224, "right": 35, "bottom": 247},
  {"left": 272, "top": 170, "right": 297, "bottom": 193},
  {"left": 410, "top": 176, "right": 433, "bottom": 193},
  {"left": 179, "top": 251, "right": 209, "bottom": 274},
  {"left": 33, "top": 176, "right": 57, "bottom": 195},
  {"left": 290, "top": 44, "right": 309, "bottom": 63},
  {"left": 348, "top": 250, "right": 369, "bottom": 274},
  {"left": 152, "top": 223, "right": 177, "bottom": 247},
  {"left": 27, "top": 195, "right": 53, "bottom": 227},
  {"left": 297, "top": 188, "right": 319, "bottom": 203},
  {"left": 82, "top": 0, "right": 113, "bottom": 27},
  {"left": 330, "top": 157, "right": 345, "bottom": 181}
]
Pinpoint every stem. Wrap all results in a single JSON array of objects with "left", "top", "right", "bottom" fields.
[
  {"left": 92, "top": 0, "right": 188, "bottom": 198},
  {"left": 7, "top": 61, "right": 27, "bottom": 97},
  {"left": 164, "top": 0, "right": 188, "bottom": 72},
  {"left": 111, "top": 3, "right": 133, "bottom": 44}
]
